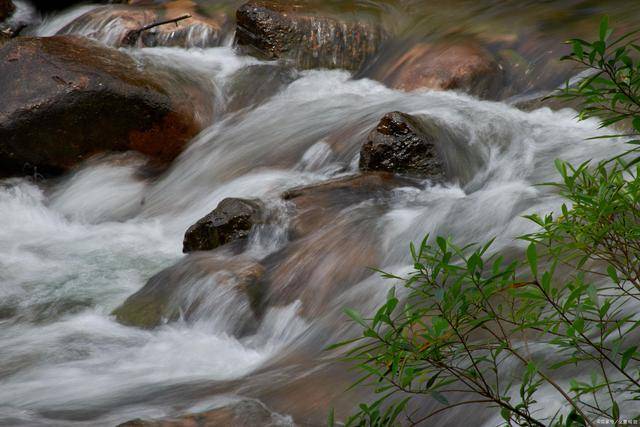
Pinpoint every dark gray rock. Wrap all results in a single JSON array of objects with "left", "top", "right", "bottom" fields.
[
  {"left": 183, "top": 198, "right": 263, "bottom": 253},
  {"left": 359, "top": 111, "right": 446, "bottom": 179}
]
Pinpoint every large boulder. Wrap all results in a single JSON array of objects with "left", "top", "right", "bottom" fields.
[
  {"left": 0, "top": 0, "right": 14, "bottom": 22},
  {"left": 113, "top": 254, "right": 264, "bottom": 333},
  {"left": 235, "top": 1, "right": 385, "bottom": 71},
  {"left": 0, "top": 36, "right": 213, "bottom": 177},
  {"left": 183, "top": 198, "right": 263, "bottom": 253},
  {"left": 370, "top": 41, "right": 503, "bottom": 98},
  {"left": 359, "top": 111, "right": 446, "bottom": 179}
]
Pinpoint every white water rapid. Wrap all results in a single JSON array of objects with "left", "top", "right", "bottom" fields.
[{"left": 0, "top": 4, "right": 630, "bottom": 427}]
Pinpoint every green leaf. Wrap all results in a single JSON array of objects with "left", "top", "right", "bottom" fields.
[
  {"left": 621, "top": 346, "right": 637, "bottom": 370},
  {"left": 599, "top": 15, "right": 609, "bottom": 41},
  {"left": 612, "top": 401, "right": 620, "bottom": 421},
  {"left": 572, "top": 40, "right": 584, "bottom": 59},
  {"left": 501, "top": 407, "right": 511, "bottom": 422},
  {"left": 587, "top": 284, "right": 599, "bottom": 307},
  {"left": 527, "top": 243, "right": 538, "bottom": 278},
  {"left": 607, "top": 265, "right": 620, "bottom": 284},
  {"left": 430, "top": 391, "right": 449, "bottom": 405},
  {"left": 345, "top": 308, "right": 367, "bottom": 328},
  {"left": 328, "top": 408, "right": 335, "bottom": 427}
]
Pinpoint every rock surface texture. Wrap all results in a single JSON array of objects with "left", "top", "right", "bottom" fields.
[
  {"left": 117, "top": 399, "right": 287, "bottom": 427},
  {"left": 372, "top": 41, "right": 503, "bottom": 98},
  {"left": 183, "top": 198, "right": 263, "bottom": 253},
  {"left": 57, "top": 5, "right": 228, "bottom": 48},
  {"left": 0, "top": 36, "right": 212, "bottom": 177},
  {"left": 359, "top": 111, "right": 446, "bottom": 179},
  {"left": 113, "top": 254, "right": 265, "bottom": 332},
  {"left": 236, "top": 1, "right": 385, "bottom": 71}
]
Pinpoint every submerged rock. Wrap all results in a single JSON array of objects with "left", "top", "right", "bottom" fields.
[
  {"left": 57, "top": 5, "right": 228, "bottom": 48},
  {"left": 0, "top": 36, "right": 213, "bottom": 177},
  {"left": 257, "top": 173, "right": 420, "bottom": 316},
  {"left": 183, "top": 198, "right": 263, "bottom": 253},
  {"left": 113, "top": 254, "right": 264, "bottom": 333},
  {"left": 371, "top": 41, "right": 503, "bottom": 98},
  {"left": 118, "top": 399, "right": 289, "bottom": 427},
  {"left": 139, "top": 8, "right": 228, "bottom": 48},
  {"left": 57, "top": 7, "right": 158, "bottom": 46},
  {"left": 235, "top": 1, "right": 385, "bottom": 71},
  {"left": 359, "top": 111, "right": 446, "bottom": 179},
  {"left": 0, "top": 0, "right": 14, "bottom": 22}
]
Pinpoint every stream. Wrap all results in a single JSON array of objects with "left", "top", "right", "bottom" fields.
[{"left": 1, "top": 1, "right": 639, "bottom": 426}]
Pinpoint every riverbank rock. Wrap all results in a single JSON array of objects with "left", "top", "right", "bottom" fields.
[
  {"left": 113, "top": 254, "right": 264, "bottom": 333},
  {"left": 57, "top": 5, "right": 228, "bottom": 48},
  {"left": 370, "top": 41, "right": 503, "bottom": 98},
  {"left": 235, "top": 1, "right": 385, "bottom": 71},
  {"left": 183, "top": 198, "right": 264, "bottom": 253},
  {"left": 0, "top": 36, "right": 213, "bottom": 177},
  {"left": 118, "top": 399, "right": 288, "bottom": 427},
  {"left": 0, "top": 0, "right": 14, "bottom": 22},
  {"left": 359, "top": 111, "right": 446, "bottom": 179}
]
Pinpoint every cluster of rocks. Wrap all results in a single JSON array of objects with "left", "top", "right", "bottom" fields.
[
  {"left": 0, "top": 0, "right": 504, "bottom": 179},
  {"left": 0, "top": 1, "right": 556, "bottom": 425}
]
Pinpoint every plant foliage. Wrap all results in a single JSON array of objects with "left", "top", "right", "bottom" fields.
[{"left": 333, "top": 17, "right": 640, "bottom": 427}]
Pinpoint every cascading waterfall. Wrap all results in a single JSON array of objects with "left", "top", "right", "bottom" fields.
[{"left": 0, "top": 2, "right": 634, "bottom": 426}]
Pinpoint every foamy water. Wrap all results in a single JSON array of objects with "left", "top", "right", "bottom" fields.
[{"left": 0, "top": 4, "right": 630, "bottom": 426}]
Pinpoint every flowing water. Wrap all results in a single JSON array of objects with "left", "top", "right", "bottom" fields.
[{"left": 1, "top": 1, "right": 639, "bottom": 426}]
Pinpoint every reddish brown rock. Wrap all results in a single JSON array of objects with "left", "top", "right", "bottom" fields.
[
  {"left": 58, "top": 5, "right": 228, "bottom": 48},
  {"left": 140, "top": 5, "right": 229, "bottom": 48},
  {"left": 113, "top": 254, "right": 265, "bottom": 332},
  {"left": 375, "top": 41, "right": 503, "bottom": 98},
  {"left": 0, "top": 36, "right": 213, "bottom": 177},
  {"left": 359, "top": 111, "right": 446, "bottom": 179},
  {"left": 117, "top": 399, "right": 283, "bottom": 427},
  {"left": 260, "top": 173, "right": 419, "bottom": 316},
  {"left": 57, "top": 7, "right": 158, "bottom": 46},
  {"left": 236, "top": 1, "right": 385, "bottom": 71}
]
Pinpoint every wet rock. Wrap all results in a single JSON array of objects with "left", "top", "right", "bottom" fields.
[
  {"left": 372, "top": 41, "right": 503, "bottom": 98},
  {"left": 282, "top": 172, "right": 418, "bottom": 237},
  {"left": 57, "top": 5, "right": 228, "bottom": 48},
  {"left": 57, "top": 7, "right": 158, "bottom": 46},
  {"left": 359, "top": 111, "right": 446, "bottom": 179},
  {"left": 0, "top": 0, "right": 14, "bottom": 22},
  {"left": 236, "top": 1, "right": 385, "bottom": 71},
  {"left": 260, "top": 173, "right": 419, "bottom": 316},
  {"left": 225, "top": 64, "right": 299, "bottom": 112},
  {"left": 113, "top": 254, "right": 265, "bottom": 332},
  {"left": 117, "top": 399, "right": 288, "bottom": 427},
  {"left": 139, "top": 8, "right": 228, "bottom": 48},
  {"left": 0, "top": 36, "right": 213, "bottom": 177},
  {"left": 183, "top": 198, "right": 263, "bottom": 253}
]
